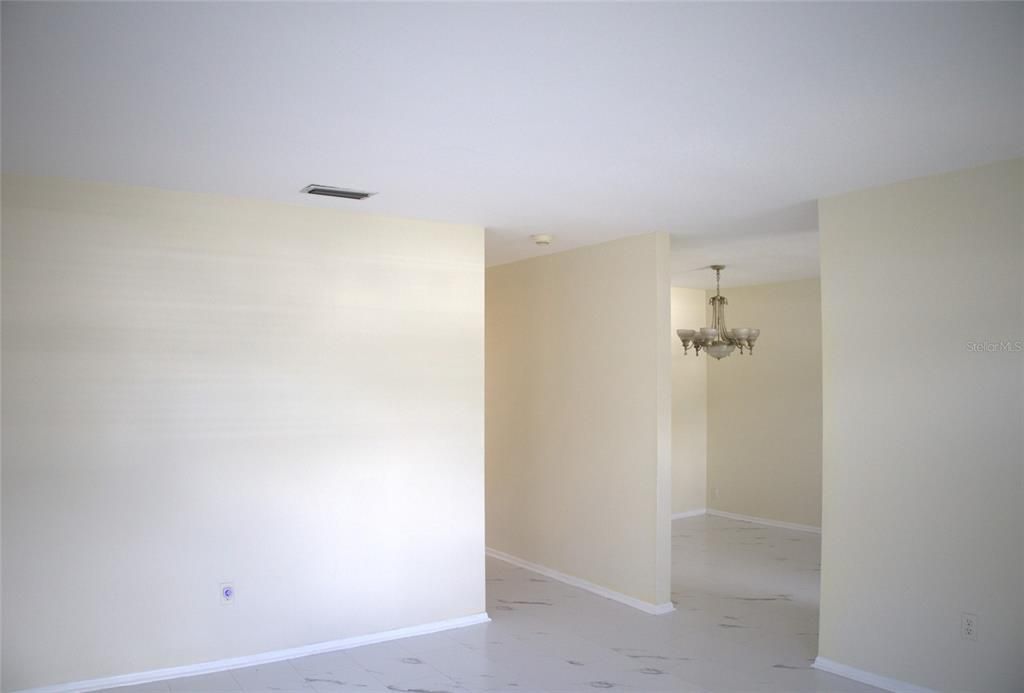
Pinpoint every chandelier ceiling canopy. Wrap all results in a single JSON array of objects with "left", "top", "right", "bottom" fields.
[{"left": 676, "top": 265, "right": 759, "bottom": 360}]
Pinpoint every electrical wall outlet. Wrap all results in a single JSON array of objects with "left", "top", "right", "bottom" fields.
[
  {"left": 961, "top": 612, "right": 977, "bottom": 640},
  {"left": 220, "top": 582, "right": 235, "bottom": 606}
]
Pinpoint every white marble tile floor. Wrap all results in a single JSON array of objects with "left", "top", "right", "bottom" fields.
[{"left": 100, "top": 515, "right": 879, "bottom": 693}]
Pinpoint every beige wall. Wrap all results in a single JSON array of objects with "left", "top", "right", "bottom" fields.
[
  {"left": 670, "top": 287, "right": 707, "bottom": 515},
  {"left": 706, "top": 278, "right": 823, "bottom": 528},
  {"left": 1, "top": 177, "right": 486, "bottom": 691},
  {"left": 486, "top": 233, "right": 673, "bottom": 608},
  {"left": 818, "top": 159, "right": 1023, "bottom": 691}
]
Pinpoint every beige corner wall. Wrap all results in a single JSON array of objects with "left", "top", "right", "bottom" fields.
[
  {"left": 818, "top": 159, "right": 1023, "bottom": 691},
  {"left": 706, "top": 278, "right": 822, "bottom": 528},
  {"left": 670, "top": 287, "right": 707, "bottom": 515},
  {"left": 1, "top": 176, "right": 486, "bottom": 691},
  {"left": 486, "top": 233, "right": 673, "bottom": 608}
]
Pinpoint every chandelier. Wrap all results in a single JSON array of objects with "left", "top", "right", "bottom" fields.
[{"left": 676, "top": 265, "right": 759, "bottom": 360}]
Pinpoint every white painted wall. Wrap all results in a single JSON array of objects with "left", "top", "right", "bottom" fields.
[
  {"left": 486, "top": 234, "right": 673, "bottom": 608},
  {"left": 0, "top": 176, "right": 486, "bottom": 691},
  {"left": 818, "top": 159, "right": 1023, "bottom": 691},
  {"left": 706, "top": 279, "right": 822, "bottom": 528},
  {"left": 670, "top": 287, "right": 707, "bottom": 515}
]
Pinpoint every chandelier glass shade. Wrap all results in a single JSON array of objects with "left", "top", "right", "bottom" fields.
[{"left": 676, "top": 265, "right": 759, "bottom": 360}]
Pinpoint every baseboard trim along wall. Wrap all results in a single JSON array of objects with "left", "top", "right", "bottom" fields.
[
  {"left": 671, "top": 508, "right": 706, "bottom": 520},
  {"left": 813, "top": 657, "right": 938, "bottom": 693},
  {"left": 486, "top": 547, "right": 674, "bottom": 616},
  {"left": 706, "top": 508, "right": 821, "bottom": 534},
  {"left": 11, "top": 612, "right": 491, "bottom": 693}
]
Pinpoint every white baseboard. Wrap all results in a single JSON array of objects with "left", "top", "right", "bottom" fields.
[
  {"left": 813, "top": 657, "right": 937, "bottom": 693},
  {"left": 486, "top": 547, "right": 674, "bottom": 616},
  {"left": 671, "top": 508, "right": 707, "bottom": 520},
  {"left": 706, "top": 508, "right": 821, "bottom": 534},
  {"left": 13, "top": 612, "right": 491, "bottom": 693}
]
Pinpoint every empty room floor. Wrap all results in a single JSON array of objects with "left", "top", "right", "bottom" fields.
[{"left": 102, "top": 516, "right": 878, "bottom": 693}]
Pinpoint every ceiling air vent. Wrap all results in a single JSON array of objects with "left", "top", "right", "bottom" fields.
[{"left": 301, "top": 184, "right": 376, "bottom": 200}]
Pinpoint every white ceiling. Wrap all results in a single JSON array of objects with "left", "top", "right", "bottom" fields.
[
  {"left": 3, "top": 3, "right": 1022, "bottom": 288},
  {"left": 670, "top": 202, "right": 820, "bottom": 289}
]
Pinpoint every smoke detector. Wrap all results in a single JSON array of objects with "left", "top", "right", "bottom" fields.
[
  {"left": 531, "top": 234, "right": 553, "bottom": 246},
  {"left": 301, "top": 184, "right": 376, "bottom": 200}
]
